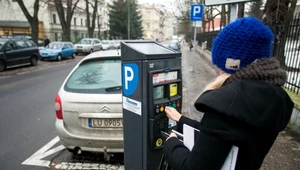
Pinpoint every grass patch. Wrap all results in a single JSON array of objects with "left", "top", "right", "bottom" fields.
[{"left": 284, "top": 87, "right": 300, "bottom": 109}]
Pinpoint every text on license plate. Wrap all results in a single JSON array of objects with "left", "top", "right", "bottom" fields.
[{"left": 88, "top": 118, "right": 123, "bottom": 128}]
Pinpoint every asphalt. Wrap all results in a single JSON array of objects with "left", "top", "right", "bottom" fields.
[{"left": 190, "top": 43, "right": 300, "bottom": 170}]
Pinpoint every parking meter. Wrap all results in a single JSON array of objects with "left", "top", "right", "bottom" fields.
[{"left": 121, "top": 41, "right": 182, "bottom": 170}]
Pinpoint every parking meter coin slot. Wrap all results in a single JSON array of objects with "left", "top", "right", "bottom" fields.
[{"left": 149, "top": 116, "right": 168, "bottom": 150}]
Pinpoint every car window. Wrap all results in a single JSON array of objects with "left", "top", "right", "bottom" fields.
[
  {"left": 102, "top": 41, "right": 108, "bottom": 44},
  {"left": 25, "top": 40, "right": 36, "bottom": 47},
  {"left": 95, "top": 40, "right": 101, "bottom": 44},
  {"left": 79, "top": 39, "right": 92, "bottom": 44},
  {"left": 0, "top": 40, "right": 7, "bottom": 50},
  {"left": 66, "top": 43, "right": 73, "bottom": 48},
  {"left": 16, "top": 40, "right": 28, "bottom": 49},
  {"left": 5, "top": 42, "right": 17, "bottom": 51},
  {"left": 64, "top": 59, "right": 121, "bottom": 93},
  {"left": 47, "top": 42, "right": 62, "bottom": 49},
  {"left": 63, "top": 44, "right": 68, "bottom": 49}
]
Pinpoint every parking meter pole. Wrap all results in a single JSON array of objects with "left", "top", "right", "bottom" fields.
[
  {"left": 194, "top": 24, "right": 197, "bottom": 48},
  {"left": 121, "top": 41, "right": 182, "bottom": 170},
  {"left": 230, "top": 3, "right": 237, "bottom": 23}
]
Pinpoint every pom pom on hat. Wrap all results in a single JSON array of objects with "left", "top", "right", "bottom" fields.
[{"left": 211, "top": 17, "right": 274, "bottom": 74}]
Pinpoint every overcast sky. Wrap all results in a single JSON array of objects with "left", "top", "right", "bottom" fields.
[{"left": 137, "top": 0, "right": 173, "bottom": 6}]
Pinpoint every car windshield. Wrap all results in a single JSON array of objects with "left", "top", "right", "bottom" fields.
[
  {"left": 79, "top": 39, "right": 92, "bottom": 44},
  {"left": 64, "top": 59, "right": 121, "bottom": 93},
  {"left": 46, "top": 42, "right": 62, "bottom": 49}
]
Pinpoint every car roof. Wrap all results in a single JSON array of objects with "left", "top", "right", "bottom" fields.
[{"left": 82, "top": 50, "right": 121, "bottom": 61}]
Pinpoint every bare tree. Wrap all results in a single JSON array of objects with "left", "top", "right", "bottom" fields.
[
  {"left": 237, "top": 2, "right": 245, "bottom": 18},
  {"left": 85, "top": 0, "right": 104, "bottom": 38},
  {"left": 263, "top": 0, "right": 297, "bottom": 67},
  {"left": 246, "top": 0, "right": 263, "bottom": 19},
  {"left": 2, "top": 0, "right": 40, "bottom": 44},
  {"left": 53, "top": 0, "right": 80, "bottom": 41}
]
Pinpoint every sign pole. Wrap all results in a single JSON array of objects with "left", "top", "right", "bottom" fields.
[
  {"left": 193, "top": 23, "right": 197, "bottom": 47},
  {"left": 230, "top": 3, "right": 238, "bottom": 23}
]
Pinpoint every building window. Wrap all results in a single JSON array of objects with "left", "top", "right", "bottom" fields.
[
  {"left": 146, "top": 23, "right": 150, "bottom": 29},
  {"left": 74, "top": 18, "right": 77, "bottom": 26},
  {"left": 81, "top": 19, "right": 83, "bottom": 26},
  {"left": 82, "top": 33, "right": 84, "bottom": 38},
  {"left": 55, "top": 33, "right": 58, "bottom": 41},
  {"left": 53, "top": 14, "right": 57, "bottom": 24},
  {"left": 85, "top": 19, "right": 87, "bottom": 26}
]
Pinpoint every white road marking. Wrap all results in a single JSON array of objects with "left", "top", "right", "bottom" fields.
[{"left": 22, "top": 136, "right": 65, "bottom": 167}]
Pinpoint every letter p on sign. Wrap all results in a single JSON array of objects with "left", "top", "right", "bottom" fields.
[
  {"left": 124, "top": 66, "right": 133, "bottom": 90},
  {"left": 193, "top": 6, "right": 201, "bottom": 16}
]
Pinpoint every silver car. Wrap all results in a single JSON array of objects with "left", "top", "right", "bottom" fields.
[
  {"left": 55, "top": 50, "right": 123, "bottom": 155},
  {"left": 74, "top": 38, "right": 102, "bottom": 54}
]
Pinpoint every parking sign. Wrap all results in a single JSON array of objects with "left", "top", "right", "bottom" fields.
[
  {"left": 122, "top": 63, "right": 139, "bottom": 96},
  {"left": 190, "top": 4, "right": 204, "bottom": 21}
]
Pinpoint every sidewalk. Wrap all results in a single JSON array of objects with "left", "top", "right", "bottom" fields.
[{"left": 191, "top": 44, "right": 300, "bottom": 170}]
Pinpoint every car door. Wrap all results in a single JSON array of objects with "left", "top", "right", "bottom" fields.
[
  {"left": 15, "top": 40, "right": 31, "bottom": 64},
  {"left": 61, "top": 43, "right": 69, "bottom": 58},
  {"left": 3, "top": 41, "right": 19, "bottom": 66},
  {"left": 66, "top": 43, "right": 74, "bottom": 56},
  {"left": 95, "top": 40, "right": 101, "bottom": 51}
]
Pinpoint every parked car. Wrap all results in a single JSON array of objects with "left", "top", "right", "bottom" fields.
[
  {"left": 74, "top": 38, "right": 102, "bottom": 55},
  {"left": 39, "top": 42, "right": 75, "bottom": 61},
  {"left": 101, "top": 40, "right": 110, "bottom": 50},
  {"left": 55, "top": 50, "right": 123, "bottom": 155},
  {"left": 168, "top": 41, "right": 181, "bottom": 52},
  {"left": 113, "top": 40, "right": 121, "bottom": 49},
  {"left": 0, "top": 38, "right": 40, "bottom": 72}
]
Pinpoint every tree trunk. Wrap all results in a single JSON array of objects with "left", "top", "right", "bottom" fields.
[
  {"left": 62, "top": 25, "right": 71, "bottom": 41},
  {"left": 238, "top": 3, "right": 245, "bottom": 18},
  {"left": 30, "top": 19, "right": 39, "bottom": 45}
]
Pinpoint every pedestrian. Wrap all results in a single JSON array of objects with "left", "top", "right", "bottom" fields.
[
  {"left": 43, "top": 35, "right": 50, "bottom": 47},
  {"left": 189, "top": 40, "right": 193, "bottom": 51},
  {"left": 163, "top": 17, "right": 294, "bottom": 170}
]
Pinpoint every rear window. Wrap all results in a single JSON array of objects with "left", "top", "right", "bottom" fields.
[{"left": 64, "top": 59, "right": 121, "bottom": 93}]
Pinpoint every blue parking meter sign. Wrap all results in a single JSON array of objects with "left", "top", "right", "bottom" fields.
[{"left": 190, "top": 4, "right": 204, "bottom": 21}]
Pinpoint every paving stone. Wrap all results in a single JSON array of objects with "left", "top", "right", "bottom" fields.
[
  {"left": 60, "top": 165, "right": 69, "bottom": 169},
  {"left": 72, "top": 166, "right": 82, "bottom": 169}
]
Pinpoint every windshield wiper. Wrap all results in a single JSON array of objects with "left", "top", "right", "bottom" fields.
[{"left": 105, "top": 85, "right": 121, "bottom": 91}]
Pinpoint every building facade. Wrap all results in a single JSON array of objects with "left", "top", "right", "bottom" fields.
[
  {"left": 139, "top": 3, "right": 175, "bottom": 41},
  {"left": 0, "top": 0, "right": 110, "bottom": 42}
]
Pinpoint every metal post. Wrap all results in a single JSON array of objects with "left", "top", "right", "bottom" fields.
[
  {"left": 194, "top": 23, "right": 197, "bottom": 47},
  {"left": 230, "top": 3, "right": 237, "bottom": 23},
  {"left": 127, "top": 0, "right": 130, "bottom": 40}
]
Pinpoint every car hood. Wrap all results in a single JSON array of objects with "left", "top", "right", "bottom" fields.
[{"left": 40, "top": 49, "right": 61, "bottom": 53}]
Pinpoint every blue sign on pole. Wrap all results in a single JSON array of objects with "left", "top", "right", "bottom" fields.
[{"left": 190, "top": 4, "right": 204, "bottom": 21}]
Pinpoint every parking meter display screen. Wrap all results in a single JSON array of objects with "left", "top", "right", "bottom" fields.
[{"left": 153, "top": 86, "right": 164, "bottom": 100}]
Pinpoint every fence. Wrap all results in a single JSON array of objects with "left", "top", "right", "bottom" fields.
[
  {"left": 196, "top": 31, "right": 219, "bottom": 50},
  {"left": 276, "top": 13, "right": 300, "bottom": 94}
]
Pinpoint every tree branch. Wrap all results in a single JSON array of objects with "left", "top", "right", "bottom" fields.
[{"left": 16, "top": 0, "right": 33, "bottom": 22}]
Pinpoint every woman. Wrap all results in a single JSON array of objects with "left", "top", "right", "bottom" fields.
[{"left": 163, "top": 17, "right": 294, "bottom": 170}]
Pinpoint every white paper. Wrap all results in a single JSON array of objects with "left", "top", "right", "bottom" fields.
[{"left": 182, "top": 124, "right": 239, "bottom": 170}]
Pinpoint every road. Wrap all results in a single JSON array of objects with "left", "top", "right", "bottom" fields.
[{"left": 0, "top": 61, "right": 77, "bottom": 170}]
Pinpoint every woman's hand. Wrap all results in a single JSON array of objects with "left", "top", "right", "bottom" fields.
[
  {"left": 165, "top": 106, "right": 182, "bottom": 122},
  {"left": 166, "top": 132, "right": 177, "bottom": 141}
]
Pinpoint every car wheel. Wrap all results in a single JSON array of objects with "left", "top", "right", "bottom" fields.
[
  {"left": 41, "top": 58, "right": 44, "bottom": 61},
  {"left": 75, "top": 52, "right": 78, "bottom": 55},
  {"left": 0, "top": 61, "right": 5, "bottom": 72},
  {"left": 89, "top": 49, "right": 93, "bottom": 54},
  {"left": 30, "top": 56, "right": 38, "bottom": 66},
  {"left": 57, "top": 54, "right": 62, "bottom": 61}
]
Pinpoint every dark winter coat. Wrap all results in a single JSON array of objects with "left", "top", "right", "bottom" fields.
[
  {"left": 43, "top": 38, "right": 50, "bottom": 47},
  {"left": 163, "top": 58, "right": 294, "bottom": 170}
]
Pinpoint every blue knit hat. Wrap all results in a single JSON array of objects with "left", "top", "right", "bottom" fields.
[{"left": 212, "top": 17, "right": 274, "bottom": 74}]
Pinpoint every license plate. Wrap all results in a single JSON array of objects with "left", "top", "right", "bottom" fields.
[{"left": 88, "top": 118, "right": 123, "bottom": 128}]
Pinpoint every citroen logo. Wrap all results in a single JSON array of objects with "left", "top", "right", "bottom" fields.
[{"left": 101, "top": 106, "right": 110, "bottom": 113}]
